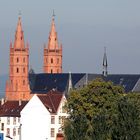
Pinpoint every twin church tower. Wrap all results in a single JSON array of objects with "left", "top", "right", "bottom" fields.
[{"left": 6, "top": 15, "right": 62, "bottom": 100}]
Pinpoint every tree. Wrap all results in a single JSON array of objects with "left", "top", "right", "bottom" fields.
[
  {"left": 112, "top": 93, "right": 140, "bottom": 140},
  {"left": 64, "top": 79, "right": 124, "bottom": 140}
]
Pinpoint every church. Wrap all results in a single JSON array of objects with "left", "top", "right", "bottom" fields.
[{"left": 5, "top": 15, "right": 140, "bottom": 101}]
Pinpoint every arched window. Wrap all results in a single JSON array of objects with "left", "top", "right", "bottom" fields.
[
  {"left": 23, "top": 68, "right": 25, "bottom": 73},
  {"left": 17, "top": 68, "right": 19, "bottom": 73},
  {"left": 51, "top": 58, "right": 53, "bottom": 64},
  {"left": 51, "top": 69, "right": 53, "bottom": 73},
  {"left": 17, "top": 57, "right": 19, "bottom": 63},
  {"left": 57, "top": 58, "right": 59, "bottom": 64}
]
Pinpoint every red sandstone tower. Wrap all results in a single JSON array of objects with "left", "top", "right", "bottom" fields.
[
  {"left": 5, "top": 16, "right": 30, "bottom": 101},
  {"left": 43, "top": 16, "right": 62, "bottom": 73}
]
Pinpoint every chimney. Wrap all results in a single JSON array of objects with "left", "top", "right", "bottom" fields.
[
  {"left": 1, "top": 98, "right": 5, "bottom": 105},
  {"left": 19, "top": 100, "right": 22, "bottom": 106}
]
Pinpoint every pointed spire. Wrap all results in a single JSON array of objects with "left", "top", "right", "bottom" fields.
[
  {"left": 48, "top": 11, "right": 59, "bottom": 50},
  {"left": 14, "top": 13, "right": 25, "bottom": 49},
  {"left": 103, "top": 47, "right": 108, "bottom": 77},
  {"left": 68, "top": 72, "right": 73, "bottom": 93}
]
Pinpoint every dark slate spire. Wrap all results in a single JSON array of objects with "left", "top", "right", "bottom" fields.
[{"left": 103, "top": 47, "right": 108, "bottom": 77}]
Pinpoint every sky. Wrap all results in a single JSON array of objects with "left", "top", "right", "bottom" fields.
[{"left": 0, "top": 0, "right": 140, "bottom": 75}]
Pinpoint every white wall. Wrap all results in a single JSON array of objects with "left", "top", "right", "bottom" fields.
[{"left": 21, "top": 95, "right": 51, "bottom": 140}]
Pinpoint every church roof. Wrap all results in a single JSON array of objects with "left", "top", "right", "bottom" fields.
[
  {"left": 29, "top": 73, "right": 140, "bottom": 94},
  {"left": 29, "top": 73, "right": 85, "bottom": 93}
]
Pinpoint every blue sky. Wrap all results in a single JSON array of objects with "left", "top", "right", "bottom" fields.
[{"left": 0, "top": 0, "right": 140, "bottom": 75}]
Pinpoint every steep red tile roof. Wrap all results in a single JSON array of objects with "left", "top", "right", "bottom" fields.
[
  {"left": 37, "top": 90, "right": 63, "bottom": 113},
  {"left": 0, "top": 101, "right": 28, "bottom": 117}
]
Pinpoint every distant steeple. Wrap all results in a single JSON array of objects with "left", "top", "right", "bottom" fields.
[
  {"left": 68, "top": 72, "right": 73, "bottom": 92},
  {"left": 48, "top": 11, "right": 58, "bottom": 50},
  {"left": 102, "top": 47, "right": 108, "bottom": 77},
  {"left": 43, "top": 12, "right": 62, "bottom": 73},
  {"left": 14, "top": 14, "right": 25, "bottom": 49}
]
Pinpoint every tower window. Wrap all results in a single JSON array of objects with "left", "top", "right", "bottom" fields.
[
  {"left": 17, "top": 68, "right": 19, "bottom": 73},
  {"left": 23, "top": 80, "right": 25, "bottom": 85},
  {"left": 23, "top": 68, "right": 25, "bottom": 73},
  {"left": 17, "top": 57, "right": 19, "bottom": 63},
  {"left": 57, "top": 58, "right": 59, "bottom": 64},
  {"left": 51, "top": 69, "right": 53, "bottom": 73},
  {"left": 46, "top": 58, "right": 47, "bottom": 63},
  {"left": 51, "top": 58, "right": 53, "bottom": 64},
  {"left": 23, "top": 58, "right": 25, "bottom": 62}
]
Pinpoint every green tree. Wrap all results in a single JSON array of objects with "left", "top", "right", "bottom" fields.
[
  {"left": 112, "top": 93, "right": 140, "bottom": 140},
  {"left": 64, "top": 79, "right": 124, "bottom": 140}
]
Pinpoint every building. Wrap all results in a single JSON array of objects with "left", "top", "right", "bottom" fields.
[
  {"left": 21, "top": 91, "right": 67, "bottom": 140},
  {"left": 43, "top": 15, "right": 62, "bottom": 74},
  {"left": 5, "top": 16, "right": 30, "bottom": 101},
  {"left": 0, "top": 99, "right": 27, "bottom": 140},
  {"left": 5, "top": 15, "right": 140, "bottom": 102}
]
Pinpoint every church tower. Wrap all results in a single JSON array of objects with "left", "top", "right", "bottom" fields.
[
  {"left": 6, "top": 15, "right": 30, "bottom": 101},
  {"left": 43, "top": 15, "right": 62, "bottom": 73}
]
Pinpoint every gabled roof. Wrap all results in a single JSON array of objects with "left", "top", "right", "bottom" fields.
[
  {"left": 0, "top": 101, "right": 28, "bottom": 117},
  {"left": 37, "top": 90, "right": 63, "bottom": 113}
]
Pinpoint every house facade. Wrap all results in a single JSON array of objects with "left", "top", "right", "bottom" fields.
[
  {"left": 21, "top": 91, "right": 67, "bottom": 140},
  {"left": 0, "top": 100, "right": 27, "bottom": 140}
]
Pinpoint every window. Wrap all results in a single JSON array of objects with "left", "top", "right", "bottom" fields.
[
  {"left": 23, "top": 57, "right": 25, "bottom": 62},
  {"left": 7, "top": 117, "right": 10, "bottom": 125},
  {"left": 1, "top": 123, "right": 4, "bottom": 131},
  {"left": 51, "top": 116, "right": 55, "bottom": 124},
  {"left": 46, "top": 58, "right": 47, "bottom": 63},
  {"left": 13, "top": 117, "right": 16, "bottom": 125},
  {"left": 17, "top": 57, "right": 19, "bottom": 63},
  {"left": 13, "top": 128, "right": 16, "bottom": 136},
  {"left": 23, "top": 68, "right": 25, "bottom": 73},
  {"left": 18, "top": 128, "right": 20, "bottom": 135},
  {"left": 57, "top": 69, "right": 59, "bottom": 73},
  {"left": 7, "top": 128, "right": 10, "bottom": 136},
  {"left": 23, "top": 80, "right": 25, "bottom": 85},
  {"left": 17, "top": 68, "right": 19, "bottom": 73},
  {"left": 18, "top": 118, "right": 20, "bottom": 123},
  {"left": 51, "top": 128, "right": 55, "bottom": 137},
  {"left": 57, "top": 58, "right": 59, "bottom": 64},
  {"left": 51, "top": 58, "right": 53, "bottom": 63},
  {"left": 51, "top": 69, "right": 53, "bottom": 73},
  {"left": 59, "top": 116, "right": 61, "bottom": 124}
]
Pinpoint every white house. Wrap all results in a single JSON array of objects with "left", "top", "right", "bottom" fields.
[
  {"left": 21, "top": 91, "right": 68, "bottom": 140},
  {"left": 0, "top": 100, "right": 27, "bottom": 140}
]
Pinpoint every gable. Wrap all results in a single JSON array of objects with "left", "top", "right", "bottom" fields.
[{"left": 21, "top": 95, "right": 49, "bottom": 115}]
